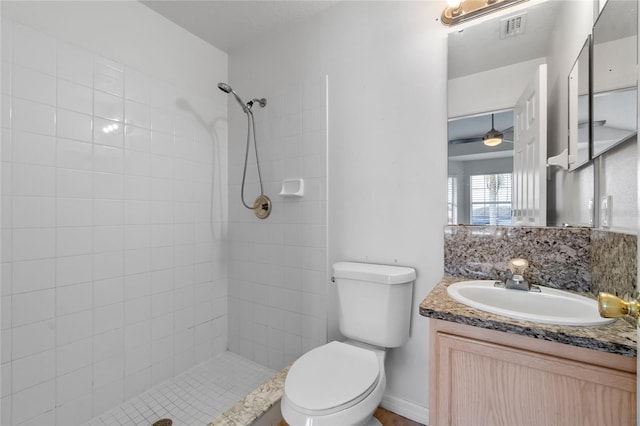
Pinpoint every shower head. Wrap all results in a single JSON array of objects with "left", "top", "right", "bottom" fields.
[
  {"left": 218, "top": 82, "right": 248, "bottom": 113},
  {"left": 217, "top": 82, "right": 233, "bottom": 94}
]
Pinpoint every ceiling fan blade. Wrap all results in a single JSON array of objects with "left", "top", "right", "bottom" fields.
[
  {"left": 449, "top": 136, "right": 484, "bottom": 144},
  {"left": 449, "top": 123, "right": 515, "bottom": 145}
]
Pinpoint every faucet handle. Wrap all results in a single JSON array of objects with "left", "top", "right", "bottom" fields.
[
  {"left": 598, "top": 292, "right": 640, "bottom": 319},
  {"left": 508, "top": 258, "right": 529, "bottom": 276}
]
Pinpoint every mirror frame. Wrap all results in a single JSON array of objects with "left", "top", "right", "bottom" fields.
[{"left": 568, "top": 35, "right": 592, "bottom": 171}]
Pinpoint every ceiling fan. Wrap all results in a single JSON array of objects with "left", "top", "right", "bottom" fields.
[{"left": 449, "top": 113, "right": 514, "bottom": 145}]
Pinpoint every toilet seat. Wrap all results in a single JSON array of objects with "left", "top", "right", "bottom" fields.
[{"left": 284, "top": 341, "right": 380, "bottom": 416}]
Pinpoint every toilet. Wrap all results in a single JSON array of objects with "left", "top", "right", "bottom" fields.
[{"left": 281, "top": 261, "right": 416, "bottom": 426}]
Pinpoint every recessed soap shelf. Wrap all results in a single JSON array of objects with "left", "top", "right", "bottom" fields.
[{"left": 279, "top": 179, "right": 304, "bottom": 198}]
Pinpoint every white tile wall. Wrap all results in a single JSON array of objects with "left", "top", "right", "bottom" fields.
[
  {"left": 227, "top": 76, "right": 328, "bottom": 370},
  {"left": 1, "top": 20, "right": 227, "bottom": 425}
]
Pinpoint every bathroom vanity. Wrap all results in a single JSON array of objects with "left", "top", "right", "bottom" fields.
[{"left": 421, "top": 277, "right": 637, "bottom": 426}]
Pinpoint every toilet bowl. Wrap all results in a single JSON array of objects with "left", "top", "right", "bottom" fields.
[{"left": 281, "top": 341, "right": 386, "bottom": 426}]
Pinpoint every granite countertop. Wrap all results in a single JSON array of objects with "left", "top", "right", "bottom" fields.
[
  {"left": 420, "top": 276, "right": 637, "bottom": 357},
  {"left": 209, "top": 365, "right": 290, "bottom": 426}
]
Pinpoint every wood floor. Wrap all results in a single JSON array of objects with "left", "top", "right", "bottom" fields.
[
  {"left": 278, "top": 407, "right": 424, "bottom": 426},
  {"left": 373, "top": 407, "right": 424, "bottom": 426}
]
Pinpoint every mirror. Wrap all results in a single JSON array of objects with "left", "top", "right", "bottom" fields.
[
  {"left": 447, "top": 1, "right": 594, "bottom": 226},
  {"left": 591, "top": 0, "right": 638, "bottom": 158},
  {"left": 568, "top": 36, "right": 591, "bottom": 170}
]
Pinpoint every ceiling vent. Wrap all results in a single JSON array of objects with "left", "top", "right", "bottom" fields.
[{"left": 500, "top": 12, "right": 527, "bottom": 39}]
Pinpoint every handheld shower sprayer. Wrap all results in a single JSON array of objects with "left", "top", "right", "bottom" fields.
[
  {"left": 217, "top": 83, "right": 267, "bottom": 112},
  {"left": 217, "top": 82, "right": 271, "bottom": 219},
  {"left": 217, "top": 82, "right": 248, "bottom": 113}
]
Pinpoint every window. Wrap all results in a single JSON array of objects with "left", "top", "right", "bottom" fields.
[
  {"left": 448, "top": 176, "right": 457, "bottom": 224},
  {"left": 470, "top": 173, "right": 512, "bottom": 225}
]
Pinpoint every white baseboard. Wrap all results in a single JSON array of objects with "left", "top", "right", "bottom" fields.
[{"left": 380, "top": 394, "right": 429, "bottom": 425}]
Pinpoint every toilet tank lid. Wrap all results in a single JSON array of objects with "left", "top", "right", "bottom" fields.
[{"left": 333, "top": 262, "right": 416, "bottom": 284}]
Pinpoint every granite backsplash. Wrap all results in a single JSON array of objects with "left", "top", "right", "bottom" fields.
[{"left": 445, "top": 225, "right": 636, "bottom": 296}]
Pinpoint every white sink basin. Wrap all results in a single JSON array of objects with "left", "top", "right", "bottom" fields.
[{"left": 447, "top": 280, "right": 615, "bottom": 326}]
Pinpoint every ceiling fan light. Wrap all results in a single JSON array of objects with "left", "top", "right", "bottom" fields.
[
  {"left": 483, "top": 113, "right": 503, "bottom": 146},
  {"left": 483, "top": 136, "right": 503, "bottom": 146}
]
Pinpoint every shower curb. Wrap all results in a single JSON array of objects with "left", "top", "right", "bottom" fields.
[{"left": 209, "top": 364, "right": 291, "bottom": 426}]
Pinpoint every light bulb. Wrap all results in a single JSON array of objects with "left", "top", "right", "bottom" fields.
[{"left": 483, "top": 137, "right": 502, "bottom": 147}]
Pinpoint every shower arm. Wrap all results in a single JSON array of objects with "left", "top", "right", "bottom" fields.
[{"left": 247, "top": 98, "right": 267, "bottom": 109}]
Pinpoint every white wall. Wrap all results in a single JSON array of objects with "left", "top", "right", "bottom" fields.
[
  {"left": 448, "top": 57, "right": 545, "bottom": 118},
  {"left": 0, "top": 1, "right": 227, "bottom": 98},
  {"left": 0, "top": 2, "right": 228, "bottom": 424},
  {"left": 593, "top": 36, "right": 638, "bottom": 92},
  {"left": 230, "top": 2, "right": 447, "bottom": 422},
  {"left": 599, "top": 140, "right": 638, "bottom": 232}
]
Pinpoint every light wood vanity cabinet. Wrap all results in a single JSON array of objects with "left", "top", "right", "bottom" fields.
[{"left": 430, "top": 319, "right": 637, "bottom": 426}]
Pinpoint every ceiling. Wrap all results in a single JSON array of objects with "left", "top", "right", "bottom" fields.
[
  {"left": 141, "top": 0, "right": 339, "bottom": 52},
  {"left": 447, "top": 0, "right": 561, "bottom": 79}
]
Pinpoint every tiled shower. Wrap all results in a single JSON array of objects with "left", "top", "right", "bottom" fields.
[
  {"left": 0, "top": 4, "right": 329, "bottom": 422},
  {"left": 227, "top": 76, "right": 328, "bottom": 371}
]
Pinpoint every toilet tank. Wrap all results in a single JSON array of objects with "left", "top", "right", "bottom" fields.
[{"left": 332, "top": 262, "right": 416, "bottom": 348}]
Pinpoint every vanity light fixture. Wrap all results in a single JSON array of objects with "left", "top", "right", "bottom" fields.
[
  {"left": 447, "top": 0, "right": 463, "bottom": 17},
  {"left": 441, "top": 0, "right": 528, "bottom": 26},
  {"left": 483, "top": 114, "right": 503, "bottom": 146}
]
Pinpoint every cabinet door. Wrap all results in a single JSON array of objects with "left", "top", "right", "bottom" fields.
[{"left": 433, "top": 332, "right": 636, "bottom": 426}]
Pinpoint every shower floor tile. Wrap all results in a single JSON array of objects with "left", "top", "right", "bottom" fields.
[{"left": 87, "top": 351, "right": 276, "bottom": 426}]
